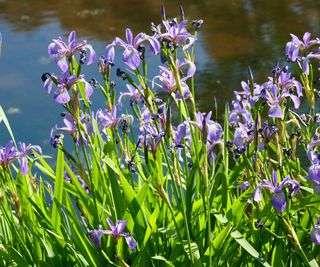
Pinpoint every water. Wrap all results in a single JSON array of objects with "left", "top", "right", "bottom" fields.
[{"left": 0, "top": 0, "right": 320, "bottom": 153}]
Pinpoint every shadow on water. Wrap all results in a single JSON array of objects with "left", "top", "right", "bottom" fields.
[{"left": 0, "top": 0, "right": 320, "bottom": 152}]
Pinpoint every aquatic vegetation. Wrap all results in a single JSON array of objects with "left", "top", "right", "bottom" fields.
[{"left": 1, "top": 5, "right": 320, "bottom": 267}]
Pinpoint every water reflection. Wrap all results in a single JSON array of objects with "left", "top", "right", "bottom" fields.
[{"left": 0, "top": 0, "right": 320, "bottom": 150}]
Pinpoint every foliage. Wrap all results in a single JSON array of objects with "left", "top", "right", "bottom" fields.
[{"left": 0, "top": 5, "right": 320, "bottom": 267}]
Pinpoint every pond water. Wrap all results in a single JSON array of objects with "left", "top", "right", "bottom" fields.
[{"left": 0, "top": 0, "right": 320, "bottom": 153}]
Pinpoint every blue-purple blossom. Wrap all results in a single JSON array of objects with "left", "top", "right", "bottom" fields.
[
  {"left": 238, "top": 181, "right": 251, "bottom": 191},
  {"left": 110, "top": 28, "right": 160, "bottom": 69},
  {"left": 260, "top": 82, "right": 300, "bottom": 119},
  {"left": 310, "top": 216, "right": 320, "bottom": 245},
  {"left": 118, "top": 84, "right": 142, "bottom": 106},
  {"left": 229, "top": 94, "right": 253, "bottom": 127},
  {"left": 89, "top": 219, "right": 136, "bottom": 251},
  {"left": 306, "top": 140, "right": 320, "bottom": 194},
  {"left": 0, "top": 141, "right": 19, "bottom": 167},
  {"left": 160, "top": 20, "right": 196, "bottom": 51},
  {"left": 53, "top": 113, "right": 92, "bottom": 146},
  {"left": 232, "top": 123, "right": 254, "bottom": 154},
  {"left": 254, "top": 171, "right": 300, "bottom": 212},
  {"left": 96, "top": 106, "right": 133, "bottom": 134},
  {"left": 153, "top": 59, "right": 196, "bottom": 99},
  {"left": 286, "top": 32, "right": 320, "bottom": 75},
  {"left": 140, "top": 124, "right": 165, "bottom": 157},
  {"left": 17, "top": 142, "right": 42, "bottom": 175},
  {"left": 286, "top": 32, "right": 320, "bottom": 62},
  {"left": 48, "top": 31, "right": 96, "bottom": 73},
  {"left": 44, "top": 73, "right": 93, "bottom": 105},
  {"left": 190, "top": 111, "right": 223, "bottom": 159}
]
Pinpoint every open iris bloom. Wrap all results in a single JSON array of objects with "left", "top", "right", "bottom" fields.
[
  {"left": 111, "top": 28, "right": 160, "bottom": 70},
  {"left": 44, "top": 73, "right": 93, "bottom": 105},
  {"left": 17, "top": 143, "right": 42, "bottom": 175},
  {"left": 160, "top": 19, "right": 196, "bottom": 51},
  {"left": 89, "top": 219, "right": 136, "bottom": 251},
  {"left": 254, "top": 171, "right": 300, "bottom": 212},
  {"left": 48, "top": 31, "right": 96, "bottom": 73},
  {"left": 153, "top": 58, "right": 196, "bottom": 100},
  {"left": 0, "top": 141, "right": 19, "bottom": 167},
  {"left": 310, "top": 216, "right": 320, "bottom": 245},
  {"left": 96, "top": 106, "right": 133, "bottom": 134}
]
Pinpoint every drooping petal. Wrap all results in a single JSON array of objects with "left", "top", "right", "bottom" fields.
[
  {"left": 123, "top": 47, "right": 141, "bottom": 69},
  {"left": 308, "top": 164, "right": 320, "bottom": 183},
  {"left": 288, "top": 94, "right": 300, "bottom": 109},
  {"left": 85, "top": 44, "right": 96, "bottom": 65},
  {"left": 148, "top": 37, "right": 160, "bottom": 55},
  {"left": 124, "top": 235, "right": 136, "bottom": 251},
  {"left": 57, "top": 57, "right": 69, "bottom": 73},
  {"left": 20, "top": 156, "right": 28, "bottom": 175},
  {"left": 104, "top": 44, "right": 115, "bottom": 64},
  {"left": 272, "top": 191, "right": 286, "bottom": 212},
  {"left": 253, "top": 187, "right": 262, "bottom": 202},
  {"left": 54, "top": 88, "right": 70, "bottom": 104},
  {"left": 268, "top": 104, "right": 283, "bottom": 118},
  {"left": 310, "top": 228, "right": 320, "bottom": 245},
  {"left": 84, "top": 82, "right": 93, "bottom": 100}
]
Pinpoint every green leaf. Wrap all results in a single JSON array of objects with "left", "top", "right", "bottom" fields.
[
  {"left": 231, "top": 230, "right": 271, "bottom": 267},
  {"left": 51, "top": 145, "right": 65, "bottom": 234},
  {"left": 151, "top": 255, "right": 175, "bottom": 267}
]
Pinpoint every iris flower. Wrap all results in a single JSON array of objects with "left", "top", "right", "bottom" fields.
[
  {"left": 254, "top": 171, "right": 300, "bottom": 212},
  {"left": 17, "top": 142, "right": 42, "bottom": 175},
  {"left": 89, "top": 218, "right": 136, "bottom": 251},
  {"left": 160, "top": 20, "right": 196, "bottom": 50},
  {"left": 111, "top": 28, "right": 160, "bottom": 69},
  {"left": 96, "top": 106, "right": 133, "bottom": 134},
  {"left": 0, "top": 141, "right": 19, "bottom": 166},
  {"left": 44, "top": 73, "right": 93, "bottom": 105},
  {"left": 48, "top": 31, "right": 96, "bottom": 73},
  {"left": 153, "top": 59, "right": 196, "bottom": 99},
  {"left": 310, "top": 216, "right": 320, "bottom": 245}
]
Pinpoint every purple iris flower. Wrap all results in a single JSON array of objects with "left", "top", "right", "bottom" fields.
[
  {"left": 254, "top": 171, "right": 300, "bottom": 212},
  {"left": 229, "top": 94, "right": 253, "bottom": 127},
  {"left": 44, "top": 73, "right": 93, "bottom": 105},
  {"left": 48, "top": 31, "right": 96, "bottom": 73},
  {"left": 207, "top": 121, "right": 223, "bottom": 160},
  {"left": 140, "top": 124, "right": 165, "bottom": 157},
  {"left": 110, "top": 28, "right": 160, "bottom": 69},
  {"left": 310, "top": 216, "right": 320, "bottom": 245},
  {"left": 238, "top": 181, "right": 251, "bottom": 191},
  {"left": 174, "top": 122, "right": 191, "bottom": 146},
  {"left": 261, "top": 83, "right": 300, "bottom": 119},
  {"left": 0, "top": 141, "right": 19, "bottom": 166},
  {"left": 306, "top": 140, "right": 320, "bottom": 194},
  {"left": 232, "top": 123, "right": 254, "bottom": 153},
  {"left": 89, "top": 219, "right": 136, "bottom": 251},
  {"left": 160, "top": 20, "right": 196, "bottom": 50},
  {"left": 258, "top": 121, "right": 278, "bottom": 150},
  {"left": 53, "top": 113, "right": 92, "bottom": 145},
  {"left": 286, "top": 32, "right": 320, "bottom": 75},
  {"left": 96, "top": 106, "right": 133, "bottom": 134},
  {"left": 190, "top": 111, "right": 223, "bottom": 159},
  {"left": 153, "top": 59, "right": 196, "bottom": 99},
  {"left": 17, "top": 142, "right": 42, "bottom": 175},
  {"left": 118, "top": 84, "right": 142, "bottom": 106},
  {"left": 286, "top": 32, "right": 320, "bottom": 62}
]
